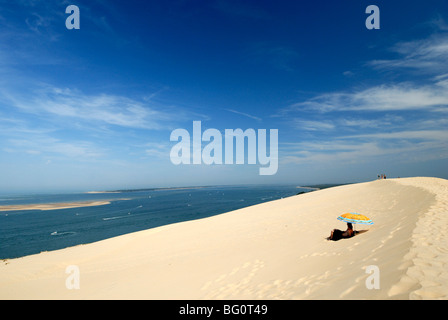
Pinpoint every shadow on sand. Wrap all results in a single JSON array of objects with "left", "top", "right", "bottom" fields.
[{"left": 326, "top": 229, "right": 369, "bottom": 241}]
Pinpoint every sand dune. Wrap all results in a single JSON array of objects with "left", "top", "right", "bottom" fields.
[{"left": 1, "top": 177, "right": 447, "bottom": 299}]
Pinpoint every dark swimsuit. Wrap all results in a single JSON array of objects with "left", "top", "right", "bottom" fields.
[
  {"left": 330, "top": 228, "right": 354, "bottom": 241},
  {"left": 331, "top": 229, "right": 344, "bottom": 240}
]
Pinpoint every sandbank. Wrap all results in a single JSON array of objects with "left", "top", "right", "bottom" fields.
[{"left": 0, "top": 200, "right": 128, "bottom": 212}]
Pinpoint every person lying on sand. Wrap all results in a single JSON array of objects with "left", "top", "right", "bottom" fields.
[{"left": 328, "top": 223, "right": 354, "bottom": 241}]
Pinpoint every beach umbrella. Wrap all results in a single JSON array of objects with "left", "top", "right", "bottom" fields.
[{"left": 337, "top": 212, "right": 373, "bottom": 225}]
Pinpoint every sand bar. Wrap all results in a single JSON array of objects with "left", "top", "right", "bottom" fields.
[
  {"left": 0, "top": 200, "right": 129, "bottom": 212},
  {"left": 1, "top": 177, "right": 447, "bottom": 299}
]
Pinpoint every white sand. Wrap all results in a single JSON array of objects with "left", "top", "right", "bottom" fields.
[
  {"left": 1, "top": 177, "right": 447, "bottom": 300},
  {"left": 0, "top": 201, "right": 112, "bottom": 212}
]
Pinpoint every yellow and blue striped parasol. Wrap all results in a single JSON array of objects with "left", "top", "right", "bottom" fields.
[{"left": 337, "top": 212, "right": 373, "bottom": 225}]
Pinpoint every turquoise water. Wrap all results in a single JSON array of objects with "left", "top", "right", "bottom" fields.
[{"left": 0, "top": 185, "right": 309, "bottom": 259}]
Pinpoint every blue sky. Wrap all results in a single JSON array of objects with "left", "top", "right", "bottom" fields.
[{"left": 0, "top": 0, "right": 447, "bottom": 193}]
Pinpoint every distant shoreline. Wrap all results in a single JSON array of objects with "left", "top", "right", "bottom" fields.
[
  {"left": 86, "top": 186, "right": 210, "bottom": 194},
  {"left": 90, "top": 184, "right": 345, "bottom": 194},
  {"left": 301, "top": 183, "right": 348, "bottom": 190},
  {"left": 85, "top": 191, "right": 121, "bottom": 194}
]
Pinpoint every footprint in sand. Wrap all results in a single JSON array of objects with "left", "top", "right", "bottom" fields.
[{"left": 201, "top": 259, "right": 265, "bottom": 298}]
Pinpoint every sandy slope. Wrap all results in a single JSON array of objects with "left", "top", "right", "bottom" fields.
[{"left": 1, "top": 177, "right": 447, "bottom": 300}]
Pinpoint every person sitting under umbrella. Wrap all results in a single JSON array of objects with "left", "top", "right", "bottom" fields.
[{"left": 328, "top": 222, "right": 354, "bottom": 241}]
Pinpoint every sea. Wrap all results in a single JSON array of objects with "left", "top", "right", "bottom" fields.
[{"left": 0, "top": 185, "right": 311, "bottom": 259}]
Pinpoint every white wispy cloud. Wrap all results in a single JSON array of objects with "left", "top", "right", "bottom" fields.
[
  {"left": 291, "top": 119, "right": 335, "bottom": 131},
  {"left": 3, "top": 85, "right": 178, "bottom": 130},
  {"left": 225, "top": 108, "right": 262, "bottom": 121},
  {"left": 348, "top": 130, "right": 448, "bottom": 142},
  {"left": 289, "top": 83, "right": 448, "bottom": 113},
  {"left": 281, "top": 141, "right": 382, "bottom": 164},
  {"left": 7, "top": 136, "right": 104, "bottom": 159},
  {"left": 281, "top": 128, "right": 448, "bottom": 165},
  {"left": 0, "top": 82, "right": 198, "bottom": 163},
  {"left": 278, "top": 27, "right": 448, "bottom": 167},
  {"left": 144, "top": 142, "right": 171, "bottom": 159},
  {"left": 368, "top": 33, "right": 448, "bottom": 74},
  {"left": 0, "top": 109, "right": 103, "bottom": 160},
  {"left": 288, "top": 117, "right": 390, "bottom": 133},
  {"left": 281, "top": 83, "right": 448, "bottom": 163}
]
